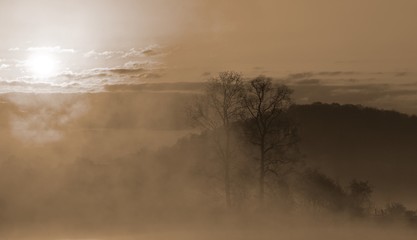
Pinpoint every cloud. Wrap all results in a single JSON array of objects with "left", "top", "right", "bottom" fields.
[
  {"left": 66, "top": 61, "right": 164, "bottom": 81},
  {"left": 0, "top": 64, "right": 9, "bottom": 70},
  {"left": 83, "top": 45, "right": 164, "bottom": 60},
  {"left": 288, "top": 77, "right": 417, "bottom": 115},
  {"left": 140, "top": 73, "right": 163, "bottom": 79},
  {"left": 109, "top": 67, "right": 145, "bottom": 75},
  {"left": 26, "top": 46, "right": 75, "bottom": 53},
  {"left": 83, "top": 50, "right": 123, "bottom": 59},
  {"left": 122, "top": 45, "right": 163, "bottom": 58},
  {"left": 0, "top": 58, "right": 165, "bottom": 93},
  {"left": 2, "top": 44, "right": 168, "bottom": 93},
  {"left": 8, "top": 47, "right": 20, "bottom": 51}
]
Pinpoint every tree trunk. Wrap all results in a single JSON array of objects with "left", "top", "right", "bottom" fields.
[
  {"left": 224, "top": 158, "right": 232, "bottom": 208},
  {"left": 224, "top": 126, "right": 232, "bottom": 208},
  {"left": 259, "top": 142, "right": 265, "bottom": 206}
]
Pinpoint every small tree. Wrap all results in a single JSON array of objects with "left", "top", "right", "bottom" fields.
[
  {"left": 348, "top": 180, "right": 373, "bottom": 216},
  {"left": 241, "top": 76, "right": 297, "bottom": 206},
  {"left": 189, "top": 71, "right": 244, "bottom": 208},
  {"left": 297, "top": 169, "right": 347, "bottom": 212}
]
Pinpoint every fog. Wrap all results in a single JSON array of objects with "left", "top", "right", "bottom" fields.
[{"left": 0, "top": 81, "right": 416, "bottom": 239}]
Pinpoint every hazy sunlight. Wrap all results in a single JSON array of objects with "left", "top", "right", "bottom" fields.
[{"left": 26, "top": 53, "right": 59, "bottom": 78}]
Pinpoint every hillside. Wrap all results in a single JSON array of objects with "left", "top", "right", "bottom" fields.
[{"left": 293, "top": 103, "right": 417, "bottom": 207}]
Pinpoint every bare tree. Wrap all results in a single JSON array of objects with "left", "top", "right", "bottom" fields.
[
  {"left": 189, "top": 71, "right": 244, "bottom": 208},
  {"left": 241, "top": 76, "right": 297, "bottom": 206}
]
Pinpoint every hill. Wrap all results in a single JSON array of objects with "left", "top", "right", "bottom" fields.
[{"left": 292, "top": 103, "right": 417, "bottom": 207}]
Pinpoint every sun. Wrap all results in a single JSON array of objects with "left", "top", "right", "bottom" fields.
[{"left": 26, "top": 53, "right": 59, "bottom": 78}]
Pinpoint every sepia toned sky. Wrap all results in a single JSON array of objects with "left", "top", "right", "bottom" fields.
[
  {"left": 1, "top": 1, "right": 417, "bottom": 208},
  {"left": 0, "top": 0, "right": 417, "bottom": 111}
]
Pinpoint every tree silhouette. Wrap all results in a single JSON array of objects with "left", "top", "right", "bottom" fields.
[
  {"left": 241, "top": 76, "right": 297, "bottom": 206},
  {"left": 189, "top": 71, "right": 244, "bottom": 208}
]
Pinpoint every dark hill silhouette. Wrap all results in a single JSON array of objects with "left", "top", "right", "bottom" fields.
[
  {"left": 162, "top": 101, "right": 417, "bottom": 208},
  {"left": 292, "top": 103, "right": 417, "bottom": 207}
]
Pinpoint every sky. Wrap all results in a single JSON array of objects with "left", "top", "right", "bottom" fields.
[
  {"left": 1, "top": 0, "right": 417, "bottom": 210},
  {"left": 0, "top": 0, "right": 417, "bottom": 105}
]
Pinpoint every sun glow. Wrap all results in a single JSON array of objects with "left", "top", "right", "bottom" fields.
[{"left": 26, "top": 53, "right": 59, "bottom": 78}]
